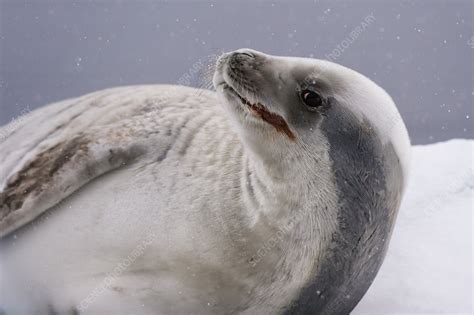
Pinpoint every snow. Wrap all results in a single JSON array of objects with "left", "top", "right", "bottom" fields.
[{"left": 354, "top": 139, "right": 473, "bottom": 314}]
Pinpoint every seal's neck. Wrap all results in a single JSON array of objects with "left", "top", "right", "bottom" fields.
[
  {"left": 242, "top": 139, "right": 338, "bottom": 230},
  {"left": 240, "top": 139, "right": 340, "bottom": 293}
]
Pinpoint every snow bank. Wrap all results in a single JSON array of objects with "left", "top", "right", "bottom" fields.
[{"left": 354, "top": 139, "right": 473, "bottom": 314}]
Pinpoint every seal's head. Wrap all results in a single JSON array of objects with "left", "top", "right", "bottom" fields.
[
  {"left": 213, "top": 49, "right": 410, "bottom": 180},
  {"left": 213, "top": 49, "right": 411, "bottom": 313}
]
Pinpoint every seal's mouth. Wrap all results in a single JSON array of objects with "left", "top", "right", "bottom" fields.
[{"left": 222, "top": 83, "right": 295, "bottom": 140}]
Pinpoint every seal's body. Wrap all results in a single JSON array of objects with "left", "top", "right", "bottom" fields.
[{"left": 0, "top": 49, "right": 410, "bottom": 314}]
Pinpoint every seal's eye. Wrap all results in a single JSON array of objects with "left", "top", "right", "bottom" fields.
[{"left": 301, "top": 90, "right": 323, "bottom": 109}]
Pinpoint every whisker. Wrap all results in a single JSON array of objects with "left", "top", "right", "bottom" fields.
[{"left": 194, "top": 52, "right": 222, "bottom": 98}]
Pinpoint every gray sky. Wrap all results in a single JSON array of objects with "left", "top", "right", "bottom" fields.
[{"left": 0, "top": 0, "right": 472, "bottom": 144}]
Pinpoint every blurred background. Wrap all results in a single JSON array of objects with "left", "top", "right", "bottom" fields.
[{"left": 0, "top": 0, "right": 472, "bottom": 144}]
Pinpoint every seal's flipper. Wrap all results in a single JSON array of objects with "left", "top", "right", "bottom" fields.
[
  {"left": 0, "top": 125, "right": 147, "bottom": 238},
  {"left": 0, "top": 85, "right": 183, "bottom": 238}
]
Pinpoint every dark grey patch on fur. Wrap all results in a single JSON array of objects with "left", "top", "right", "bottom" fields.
[
  {"left": 156, "top": 143, "right": 172, "bottom": 162},
  {"left": 0, "top": 135, "right": 90, "bottom": 218},
  {"left": 245, "top": 168, "right": 256, "bottom": 201},
  {"left": 156, "top": 124, "right": 184, "bottom": 162},
  {"left": 111, "top": 286, "right": 124, "bottom": 293},
  {"left": 285, "top": 97, "right": 404, "bottom": 314},
  {"left": 243, "top": 158, "right": 258, "bottom": 208},
  {"left": 46, "top": 303, "right": 79, "bottom": 315}
]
